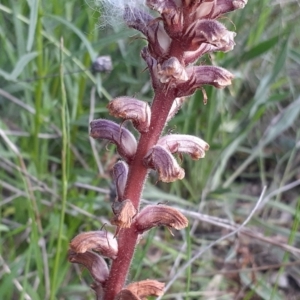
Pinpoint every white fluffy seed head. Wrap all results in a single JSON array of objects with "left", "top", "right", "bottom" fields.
[{"left": 91, "top": 0, "right": 150, "bottom": 29}]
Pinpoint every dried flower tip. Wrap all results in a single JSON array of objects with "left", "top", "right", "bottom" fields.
[
  {"left": 70, "top": 231, "right": 118, "bottom": 259},
  {"left": 68, "top": 250, "right": 109, "bottom": 284},
  {"left": 111, "top": 199, "right": 137, "bottom": 229},
  {"left": 126, "top": 279, "right": 165, "bottom": 298},
  {"left": 114, "top": 289, "right": 140, "bottom": 300},
  {"left": 124, "top": 6, "right": 171, "bottom": 58},
  {"left": 135, "top": 204, "right": 188, "bottom": 233},
  {"left": 90, "top": 119, "right": 137, "bottom": 162},
  {"left": 91, "top": 56, "right": 112, "bottom": 73},
  {"left": 166, "top": 97, "right": 186, "bottom": 122},
  {"left": 184, "top": 20, "right": 236, "bottom": 52},
  {"left": 113, "top": 161, "right": 129, "bottom": 200},
  {"left": 158, "top": 134, "right": 209, "bottom": 160},
  {"left": 157, "top": 57, "right": 188, "bottom": 84},
  {"left": 213, "top": 0, "right": 248, "bottom": 18},
  {"left": 107, "top": 97, "right": 151, "bottom": 133},
  {"left": 143, "top": 145, "right": 185, "bottom": 182}
]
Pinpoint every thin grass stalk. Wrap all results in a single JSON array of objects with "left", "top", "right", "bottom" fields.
[{"left": 50, "top": 38, "right": 70, "bottom": 300}]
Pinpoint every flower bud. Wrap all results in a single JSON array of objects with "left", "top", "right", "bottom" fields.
[
  {"left": 184, "top": 20, "right": 236, "bottom": 52},
  {"left": 113, "top": 161, "right": 129, "bottom": 200},
  {"left": 146, "top": 0, "right": 182, "bottom": 38},
  {"left": 90, "top": 119, "right": 137, "bottom": 162},
  {"left": 176, "top": 66, "right": 234, "bottom": 97},
  {"left": 126, "top": 280, "right": 165, "bottom": 298},
  {"left": 141, "top": 47, "right": 160, "bottom": 89},
  {"left": 157, "top": 57, "right": 188, "bottom": 84},
  {"left": 143, "top": 145, "right": 185, "bottom": 182},
  {"left": 91, "top": 56, "right": 112, "bottom": 73},
  {"left": 111, "top": 199, "right": 137, "bottom": 229},
  {"left": 68, "top": 250, "right": 109, "bottom": 284},
  {"left": 69, "top": 231, "right": 118, "bottom": 259},
  {"left": 135, "top": 205, "right": 188, "bottom": 233},
  {"left": 107, "top": 97, "right": 151, "bottom": 133},
  {"left": 158, "top": 134, "right": 209, "bottom": 160},
  {"left": 124, "top": 7, "right": 171, "bottom": 58}
]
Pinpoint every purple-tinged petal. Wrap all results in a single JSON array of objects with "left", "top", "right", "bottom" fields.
[
  {"left": 68, "top": 250, "right": 109, "bottom": 284},
  {"left": 143, "top": 145, "right": 185, "bottom": 182},
  {"left": 107, "top": 97, "right": 151, "bottom": 133},
  {"left": 184, "top": 19, "right": 236, "bottom": 51},
  {"left": 90, "top": 119, "right": 137, "bottom": 162},
  {"left": 124, "top": 6, "right": 171, "bottom": 58},
  {"left": 176, "top": 65, "right": 234, "bottom": 97},
  {"left": 158, "top": 134, "right": 209, "bottom": 160},
  {"left": 113, "top": 161, "right": 129, "bottom": 200},
  {"left": 157, "top": 57, "right": 188, "bottom": 84},
  {"left": 135, "top": 205, "right": 188, "bottom": 233}
]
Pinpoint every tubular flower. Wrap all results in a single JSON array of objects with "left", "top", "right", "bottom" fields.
[
  {"left": 107, "top": 97, "right": 151, "bottom": 133},
  {"left": 113, "top": 161, "right": 129, "bottom": 200},
  {"left": 90, "top": 119, "right": 137, "bottom": 163},
  {"left": 143, "top": 145, "right": 185, "bottom": 182},
  {"left": 68, "top": 250, "right": 109, "bottom": 284},
  {"left": 69, "top": 231, "right": 118, "bottom": 259},
  {"left": 158, "top": 134, "right": 209, "bottom": 160},
  {"left": 135, "top": 205, "right": 188, "bottom": 234}
]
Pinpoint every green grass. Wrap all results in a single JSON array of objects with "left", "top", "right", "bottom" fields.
[{"left": 1, "top": 0, "right": 300, "bottom": 299}]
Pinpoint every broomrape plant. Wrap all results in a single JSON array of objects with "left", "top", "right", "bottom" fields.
[{"left": 68, "top": 1, "right": 247, "bottom": 299}]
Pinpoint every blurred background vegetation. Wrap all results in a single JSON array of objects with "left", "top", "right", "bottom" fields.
[{"left": 0, "top": 0, "right": 300, "bottom": 299}]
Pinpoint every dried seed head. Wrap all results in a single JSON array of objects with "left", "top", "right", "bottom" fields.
[
  {"left": 157, "top": 57, "right": 188, "bottom": 84},
  {"left": 69, "top": 231, "right": 118, "bottom": 259},
  {"left": 184, "top": 19, "right": 236, "bottom": 52},
  {"left": 68, "top": 250, "right": 109, "bottom": 284},
  {"left": 90, "top": 119, "right": 137, "bottom": 162},
  {"left": 143, "top": 145, "right": 185, "bottom": 182},
  {"left": 126, "top": 280, "right": 165, "bottom": 298},
  {"left": 107, "top": 97, "right": 151, "bottom": 133},
  {"left": 111, "top": 199, "right": 137, "bottom": 229},
  {"left": 113, "top": 161, "right": 129, "bottom": 200},
  {"left": 135, "top": 205, "right": 188, "bottom": 233},
  {"left": 158, "top": 134, "right": 209, "bottom": 160}
]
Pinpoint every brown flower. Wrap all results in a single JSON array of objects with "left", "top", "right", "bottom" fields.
[
  {"left": 135, "top": 205, "right": 188, "bottom": 234},
  {"left": 70, "top": 231, "right": 118, "bottom": 259}
]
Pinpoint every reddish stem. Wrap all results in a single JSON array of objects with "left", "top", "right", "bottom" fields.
[{"left": 103, "top": 89, "right": 176, "bottom": 300}]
